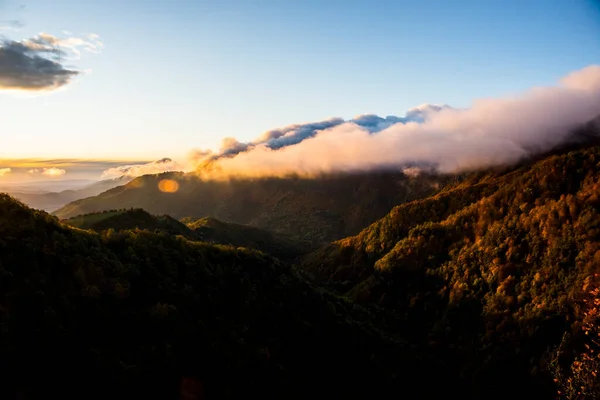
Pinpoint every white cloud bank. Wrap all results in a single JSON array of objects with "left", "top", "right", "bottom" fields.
[{"left": 191, "top": 65, "right": 600, "bottom": 178}]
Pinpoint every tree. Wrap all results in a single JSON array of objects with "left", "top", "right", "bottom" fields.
[{"left": 552, "top": 286, "right": 600, "bottom": 399}]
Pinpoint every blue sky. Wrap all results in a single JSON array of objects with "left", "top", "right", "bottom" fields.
[{"left": 1, "top": 0, "right": 599, "bottom": 162}]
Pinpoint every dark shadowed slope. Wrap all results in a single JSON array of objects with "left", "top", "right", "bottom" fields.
[
  {"left": 0, "top": 194, "right": 456, "bottom": 400},
  {"left": 184, "top": 216, "right": 312, "bottom": 259},
  {"left": 53, "top": 171, "right": 448, "bottom": 244},
  {"left": 64, "top": 209, "right": 311, "bottom": 259},
  {"left": 65, "top": 208, "right": 191, "bottom": 235}
]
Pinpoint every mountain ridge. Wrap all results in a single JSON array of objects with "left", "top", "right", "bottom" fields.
[
  {"left": 53, "top": 170, "right": 448, "bottom": 244},
  {"left": 63, "top": 209, "right": 311, "bottom": 259}
]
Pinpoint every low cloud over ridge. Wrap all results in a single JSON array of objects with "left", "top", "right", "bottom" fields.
[
  {"left": 101, "top": 158, "right": 184, "bottom": 179},
  {"left": 191, "top": 66, "right": 600, "bottom": 178}
]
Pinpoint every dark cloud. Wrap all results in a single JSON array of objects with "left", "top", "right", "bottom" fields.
[
  {"left": 261, "top": 118, "right": 345, "bottom": 149},
  {"left": 0, "top": 37, "right": 78, "bottom": 90},
  {"left": 220, "top": 137, "right": 249, "bottom": 156},
  {"left": 0, "top": 32, "right": 102, "bottom": 91}
]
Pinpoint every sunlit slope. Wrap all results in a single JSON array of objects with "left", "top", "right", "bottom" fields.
[{"left": 301, "top": 138, "right": 600, "bottom": 398}]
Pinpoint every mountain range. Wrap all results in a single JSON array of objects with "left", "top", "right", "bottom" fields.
[
  {"left": 1, "top": 117, "right": 600, "bottom": 399},
  {"left": 2, "top": 177, "right": 132, "bottom": 212},
  {"left": 53, "top": 170, "right": 449, "bottom": 244}
]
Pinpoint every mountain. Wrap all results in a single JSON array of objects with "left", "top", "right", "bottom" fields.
[
  {"left": 6, "top": 116, "right": 600, "bottom": 399},
  {"left": 65, "top": 207, "right": 191, "bottom": 234},
  {"left": 4, "top": 138, "right": 600, "bottom": 398},
  {"left": 65, "top": 209, "right": 310, "bottom": 259},
  {"left": 301, "top": 133, "right": 600, "bottom": 398},
  {"left": 0, "top": 179, "right": 98, "bottom": 193},
  {"left": 0, "top": 193, "right": 453, "bottom": 400},
  {"left": 4, "top": 177, "right": 131, "bottom": 211},
  {"left": 53, "top": 171, "right": 448, "bottom": 244}
]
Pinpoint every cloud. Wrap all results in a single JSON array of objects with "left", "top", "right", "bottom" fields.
[
  {"left": 191, "top": 111, "right": 441, "bottom": 168},
  {"left": 0, "top": 158, "right": 154, "bottom": 182},
  {"left": 26, "top": 167, "right": 67, "bottom": 177},
  {"left": 0, "top": 167, "right": 12, "bottom": 176},
  {"left": 192, "top": 65, "right": 600, "bottom": 178},
  {"left": 0, "top": 32, "right": 102, "bottom": 91},
  {"left": 41, "top": 167, "right": 66, "bottom": 177},
  {"left": 401, "top": 167, "right": 423, "bottom": 178},
  {"left": 101, "top": 158, "right": 185, "bottom": 179},
  {"left": 220, "top": 137, "right": 249, "bottom": 155}
]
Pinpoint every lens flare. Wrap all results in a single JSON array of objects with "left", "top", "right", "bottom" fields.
[{"left": 158, "top": 179, "right": 179, "bottom": 193}]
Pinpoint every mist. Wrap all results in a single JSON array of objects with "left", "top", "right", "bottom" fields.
[{"left": 192, "top": 65, "right": 600, "bottom": 178}]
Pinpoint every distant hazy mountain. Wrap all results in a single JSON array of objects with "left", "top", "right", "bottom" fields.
[
  {"left": 0, "top": 179, "right": 98, "bottom": 194},
  {"left": 3, "top": 176, "right": 132, "bottom": 211}
]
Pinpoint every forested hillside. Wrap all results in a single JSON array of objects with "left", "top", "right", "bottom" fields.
[
  {"left": 64, "top": 209, "right": 311, "bottom": 259},
  {"left": 0, "top": 194, "right": 454, "bottom": 400},
  {"left": 53, "top": 171, "right": 447, "bottom": 243},
  {"left": 184, "top": 216, "right": 312, "bottom": 259},
  {"left": 65, "top": 208, "right": 191, "bottom": 235},
  {"left": 302, "top": 138, "right": 600, "bottom": 398}
]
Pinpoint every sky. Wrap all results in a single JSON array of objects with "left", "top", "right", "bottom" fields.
[{"left": 0, "top": 0, "right": 600, "bottom": 180}]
